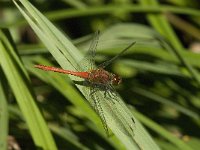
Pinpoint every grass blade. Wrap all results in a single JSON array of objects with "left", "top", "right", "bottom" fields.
[
  {"left": 13, "top": 0, "right": 160, "bottom": 149},
  {"left": 0, "top": 29, "right": 57, "bottom": 149},
  {"left": 0, "top": 71, "right": 9, "bottom": 150}
]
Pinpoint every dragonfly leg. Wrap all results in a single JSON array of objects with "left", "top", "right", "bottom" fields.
[
  {"left": 103, "top": 84, "right": 119, "bottom": 103},
  {"left": 103, "top": 91, "right": 116, "bottom": 104}
]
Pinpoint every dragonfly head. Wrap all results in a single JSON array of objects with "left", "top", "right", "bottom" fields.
[{"left": 112, "top": 74, "right": 122, "bottom": 85}]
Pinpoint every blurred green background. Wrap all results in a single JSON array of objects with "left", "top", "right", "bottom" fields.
[{"left": 0, "top": 0, "right": 200, "bottom": 150}]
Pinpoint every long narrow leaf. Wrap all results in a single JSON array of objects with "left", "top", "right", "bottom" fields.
[
  {"left": 13, "top": 0, "right": 160, "bottom": 149},
  {"left": 0, "top": 70, "right": 9, "bottom": 150},
  {"left": 0, "top": 29, "right": 57, "bottom": 149}
]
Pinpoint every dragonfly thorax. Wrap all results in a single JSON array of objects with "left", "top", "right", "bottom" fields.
[{"left": 88, "top": 68, "right": 121, "bottom": 86}]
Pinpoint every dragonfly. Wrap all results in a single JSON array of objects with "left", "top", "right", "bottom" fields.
[{"left": 35, "top": 31, "right": 136, "bottom": 135}]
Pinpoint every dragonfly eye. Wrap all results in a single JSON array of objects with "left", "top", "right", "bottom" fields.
[{"left": 112, "top": 74, "right": 122, "bottom": 85}]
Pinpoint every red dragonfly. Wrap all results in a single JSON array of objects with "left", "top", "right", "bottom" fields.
[{"left": 35, "top": 31, "right": 135, "bottom": 134}]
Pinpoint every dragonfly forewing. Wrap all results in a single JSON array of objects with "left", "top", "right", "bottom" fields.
[{"left": 79, "top": 30, "right": 100, "bottom": 72}]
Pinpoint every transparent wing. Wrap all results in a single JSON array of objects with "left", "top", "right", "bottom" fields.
[
  {"left": 98, "top": 42, "right": 136, "bottom": 69},
  {"left": 83, "top": 80, "right": 136, "bottom": 136},
  {"left": 103, "top": 84, "right": 136, "bottom": 135},
  {"left": 82, "top": 81, "right": 110, "bottom": 135},
  {"left": 79, "top": 30, "right": 100, "bottom": 71},
  {"left": 90, "top": 87, "right": 110, "bottom": 135}
]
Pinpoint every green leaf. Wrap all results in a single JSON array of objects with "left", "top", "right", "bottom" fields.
[
  {"left": 13, "top": 0, "right": 160, "bottom": 149},
  {"left": 0, "top": 29, "right": 57, "bottom": 149},
  {"left": 140, "top": 0, "right": 200, "bottom": 86},
  {"left": 132, "top": 109, "right": 194, "bottom": 150},
  {"left": 0, "top": 71, "right": 9, "bottom": 150}
]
